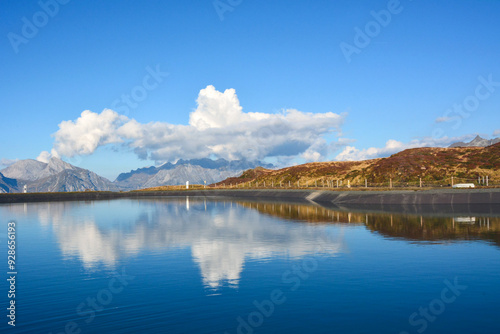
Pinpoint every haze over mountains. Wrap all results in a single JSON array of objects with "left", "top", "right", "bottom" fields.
[{"left": 0, "top": 157, "right": 272, "bottom": 193}]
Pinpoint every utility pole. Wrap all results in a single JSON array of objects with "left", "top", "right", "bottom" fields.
[{"left": 419, "top": 178, "right": 422, "bottom": 188}]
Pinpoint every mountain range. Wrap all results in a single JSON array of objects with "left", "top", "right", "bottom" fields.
[
  {"left": 1, "top": 158, "right": 117, "bottom": 193},
  {"left": 449, "top": 135, "right": 500, "bottom": 148},
  {"left": 0, "top": 157, "right": 272, "bottom": 193},
  {"left": 114, "top": 158, "right": 273, "bottom": 190}
]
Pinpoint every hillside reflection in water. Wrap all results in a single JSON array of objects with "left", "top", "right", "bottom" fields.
[{"left": 239, "top": 201, "right": 500, "bottom": 247}]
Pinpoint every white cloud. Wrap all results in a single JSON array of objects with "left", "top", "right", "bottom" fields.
[
  {"left": 336, "top": 139, "right": 406, "bottom": 161},
  {"left": 53, "top": 109, "right": 127, "bottom": 157},
  {"left": 301, "top": 149, "right": 322, "bottom": 162},
  {"left": 335, "top": 146, "right": 362, "bottom": 161},
  {"left": 36, "top": 149, "right": 59, "bottom": 163},
  {"left": 335, "top": 135, "right": 476, "bottom": 161},
  {"left": 42, "top": 85, "right": 346, "bottom": 164},
  {"left": 189, "top": 85, "right": 252, "bottom": 130},
  {"left": 494, "top": 129, "right": 500, "bottom": 136}
]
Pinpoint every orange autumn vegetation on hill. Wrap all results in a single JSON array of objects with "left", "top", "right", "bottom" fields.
[{"left": 216, "top": 143, "right": 500, "bottom": 187}]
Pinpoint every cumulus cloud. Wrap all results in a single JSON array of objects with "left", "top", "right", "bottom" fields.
[
  {"left": 335, "top": 135, "right": 476, "bottom": 161},
  {"left": 42, "top": 85, "right": 345, "bottom": 164},
  {"left": 335, "top": 139, "right": 406, "bottom": 161},
  {"left": 54, "top": 109, "right": 128, "bottom": 157},
  {"left": 36, "top": 149, "right": 59, "bottom": 163},
  {"left": 494, "top": 129, "right": 500, "bottom": 136}
]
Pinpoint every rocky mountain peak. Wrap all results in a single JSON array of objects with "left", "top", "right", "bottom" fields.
[
  {"left": 0, "top": 159, "right": 47, "bottom": 181},
  {"left": 449, "top": 135, "right": 500, "bottom": 148},
  {"left": 47, "top": 157, "right": 77, "bottom": 173}
]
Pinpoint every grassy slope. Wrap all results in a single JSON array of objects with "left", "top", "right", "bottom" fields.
[{"left": 216, "top": 143, "right": 500, "bottom": 186}]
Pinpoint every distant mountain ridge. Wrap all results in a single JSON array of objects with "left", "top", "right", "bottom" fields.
[
  {"left": 449, "top": 135, "right": 500, "bottom": 148},
  {"left": 1, "top": 158, "right": 79, "bottom": 181},
  {"left": 1, "top": 159, "right": 48, "bottom": 181},
  {"left": 115, "top": 158, "right": 274, "bottom": 190},
  {"left": 0, "top": 157, "right": 274, "bottom": 193},
  {"left": 1, "top": 157, "right": 116, "bottom": 193},
  {"left": 27, "top": 169, "right": 118, "bottom": 193}
]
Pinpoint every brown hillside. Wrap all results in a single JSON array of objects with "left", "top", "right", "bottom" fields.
[{"left": 215, "top": 143, "right": 500, "bottom": 187}]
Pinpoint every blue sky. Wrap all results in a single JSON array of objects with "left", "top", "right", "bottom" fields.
[{"left": 1, "top": 0, "right": 500, "bottom": 180}]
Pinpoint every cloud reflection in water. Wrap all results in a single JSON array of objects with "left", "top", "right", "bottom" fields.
[{"left": 6, "top": 198, "right": 343, "bottom": 289}]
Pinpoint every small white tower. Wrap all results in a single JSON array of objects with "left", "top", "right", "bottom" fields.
[
  {"left": 23, "top": 184, "right": 27, "bottom": 193},
  {"left": 186, "top": 181, "right": 189, "bottom": 189}
]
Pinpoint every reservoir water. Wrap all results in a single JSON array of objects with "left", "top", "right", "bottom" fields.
[{"left": 1, "top": 197, "right": 499, "bottom": 333}]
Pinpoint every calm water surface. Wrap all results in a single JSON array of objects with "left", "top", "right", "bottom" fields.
[{"left": 1, "top": 197, "right": 499, "bottom": 333}]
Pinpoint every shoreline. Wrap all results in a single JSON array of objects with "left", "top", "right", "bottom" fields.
[{"left": 1, "top": 188, "right": 499, "bottom": 206}]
